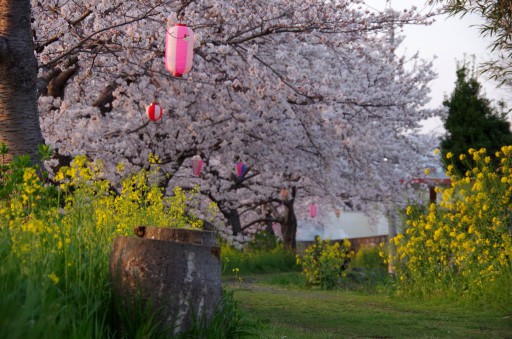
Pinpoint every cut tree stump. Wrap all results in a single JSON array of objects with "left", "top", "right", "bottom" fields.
[{"left": 110, "top": 226, "right": 221, "bottom": 335}]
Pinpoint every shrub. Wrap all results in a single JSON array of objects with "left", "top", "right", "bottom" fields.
[
  {"left": 391, "top": 147, "right": 512, "bottom": 310},
  {"left": 297, "top": 236, "right": 352, "bottom": 290}
]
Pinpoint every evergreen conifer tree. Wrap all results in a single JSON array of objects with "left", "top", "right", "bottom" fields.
[{"left": 441, "top": 64, "right": 512, "bottom": 174}]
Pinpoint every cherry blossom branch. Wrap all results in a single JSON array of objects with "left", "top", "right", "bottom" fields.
[
  {"left": 35, "top": 9, "right": 94, "bottom": 53},
  {"left": 40, "top": 8, "right": 160, "bottom": 68}
]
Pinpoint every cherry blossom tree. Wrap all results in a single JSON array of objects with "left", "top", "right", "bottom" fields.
[{"left": 32, "top": 0, "right": 440, "bottom": 249}]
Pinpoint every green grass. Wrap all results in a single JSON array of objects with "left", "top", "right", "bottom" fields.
[
  {"left": 231, "top": 273, "right": 512, "bottom": 338},
  {"left": 221, "top": 243, "right": 299, "bottom": 276}
]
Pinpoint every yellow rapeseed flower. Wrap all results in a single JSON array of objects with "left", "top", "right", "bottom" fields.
[
  {"left": 54, "top": 170, "right": 65, "bottom": 182},
  {"left": 48, "top": 272, "right": 59, "bottom": 284},
  {"left": 116, "top": 162, "right": 125, "bottom": 173},
  {"left": 502, "top": 145, "right": 512, "bottom": 156}
]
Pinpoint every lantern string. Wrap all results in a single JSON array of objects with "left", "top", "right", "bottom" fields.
[{"left": 177, "top": 0, "right": 186, "bottom": 23}]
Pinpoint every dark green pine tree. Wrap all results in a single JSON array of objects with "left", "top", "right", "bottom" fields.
[{"left": 440, "top": 64, "right": 512, "bottom": 174}]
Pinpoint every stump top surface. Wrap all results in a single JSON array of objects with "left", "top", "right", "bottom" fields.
[{"left": 134, "top": 226, "right": 217, "bottom": 246}]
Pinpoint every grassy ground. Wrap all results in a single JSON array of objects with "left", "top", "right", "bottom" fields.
[{"left": 229, "top": 273, "right": 512, "bottom": 338}]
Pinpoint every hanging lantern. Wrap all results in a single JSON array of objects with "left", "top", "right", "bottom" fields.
[
  {"left": 192, "top": 156, "right": 203, "bottom": 177},
  {"left": 165, "top": 23, "right": 194, "bottom": 77},
  {"left": 334, "top": 208, "right": 341, "bottom": 218},
  {"left": 146, "top": 102, "right": 163, "bottom": 121},
  {"left": 309, "top": 204, "right": 318, "bottom": 218},
  {"left": 236, "top": 161, "right": 246, "bottom": 177}
]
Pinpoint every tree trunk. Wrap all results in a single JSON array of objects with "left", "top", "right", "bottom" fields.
[
  {"left": 0, "top": 0, "right": 43, "bottom": 164},
  {"left": 229, "top": 208, "right": 242, "bottom": 236},
  {"left": 264, "top": 210, "right": 275, "bottom": 235},
  {"left": 281, "top": 187, "right": 297, "bottom": 251}
]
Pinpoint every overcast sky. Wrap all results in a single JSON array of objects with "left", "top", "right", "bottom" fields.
[{"left": 364, "top": 0, "right": 510, "bottom": 134}]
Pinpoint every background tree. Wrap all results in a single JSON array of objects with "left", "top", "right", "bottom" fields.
[
  {"left": 32, "top": 0, "right": 440, "bottom": 248},
  {"left": 428, "top": 0, "right": 512, "bottom": 86},
  {"left": 440, "top": 63, "right": 512, "bottom": 174},
  {"left": 0, "top": 0, "right": 43, "bottom": 163}
]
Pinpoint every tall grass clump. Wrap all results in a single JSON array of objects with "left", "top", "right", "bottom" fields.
[
  {"left": 180, "top": 289, "right": 254, "bottom": 338},
  {"left": 0, "top": 147, "right": 205, "bottom": 338},
  {"left": 222, "top": 232, "right": 299, "bottom": 275},
  {"left": 391, "top": 147, "right": 512, "bottom": 311}
]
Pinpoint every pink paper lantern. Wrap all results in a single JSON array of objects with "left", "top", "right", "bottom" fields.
[
  {"left": 146, "top": 102, "right": 163, "bottom": 121},
  {"left": 309, "top": 204, "right": 318, "bottom": 218},
  {"left": 192, "top": 157, "right": 203, "bottom": 177},
  {"left": 165, "top": 23, "right": 194, "bottom": 77},
  {"left": 236, "top": 161, "right": 246, "bottom": 177}
]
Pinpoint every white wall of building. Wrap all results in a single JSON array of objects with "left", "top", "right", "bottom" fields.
[{"left": 297, "top": 210, "right": 389, "bottom": 241}]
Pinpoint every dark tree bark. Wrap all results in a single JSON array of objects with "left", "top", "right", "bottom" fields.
[
  {"left": 280, "top": 187, "right": 297, "bottom": 251},
  {"left": 264, "top": 209, "right": 275, "bottom": 235},
  {"left": 229, "top": 208, "right": 242, "bottom": 236},
  {"left": 0, "top": 0, "right": 43, "bottom": 163}
]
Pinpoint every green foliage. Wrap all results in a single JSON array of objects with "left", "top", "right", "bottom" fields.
[
  {"left": 0, "top": 141, "right": 9, "bottom": 156},
  {"left": 0, "top": 151, "right": 243, "bottom": 337},
  {"left": 297, "top": 236, "right": 352, "bottom": 290},
  {"left": 392, "top": 147, "right": 512, "bottom": 311},
  {"left": 221, "top": 243, "right": 299, "bottom": 276},
  {"left": 245, "top": 230, "right": 279, "bottom": 252},
  {"left": 440, "top": 64, "right": 512, "bottom": 174},
  {"left": 181, "top": 289, "right": 254, "bottom": 339},
  {"left": 344, "top": 245, "right": 391, "bottom": 292},
  {"left": 111, "top": 290, "right": 168, "bottom": 339},
  {"left": 37, "top": 144, "right": 53, "bottom": 161},
  {"left": 0, "top": 142, "right": 32, "bottom": 199},
  {"left": 350, "top": 245, "right": 388, "bottom": 271}
]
